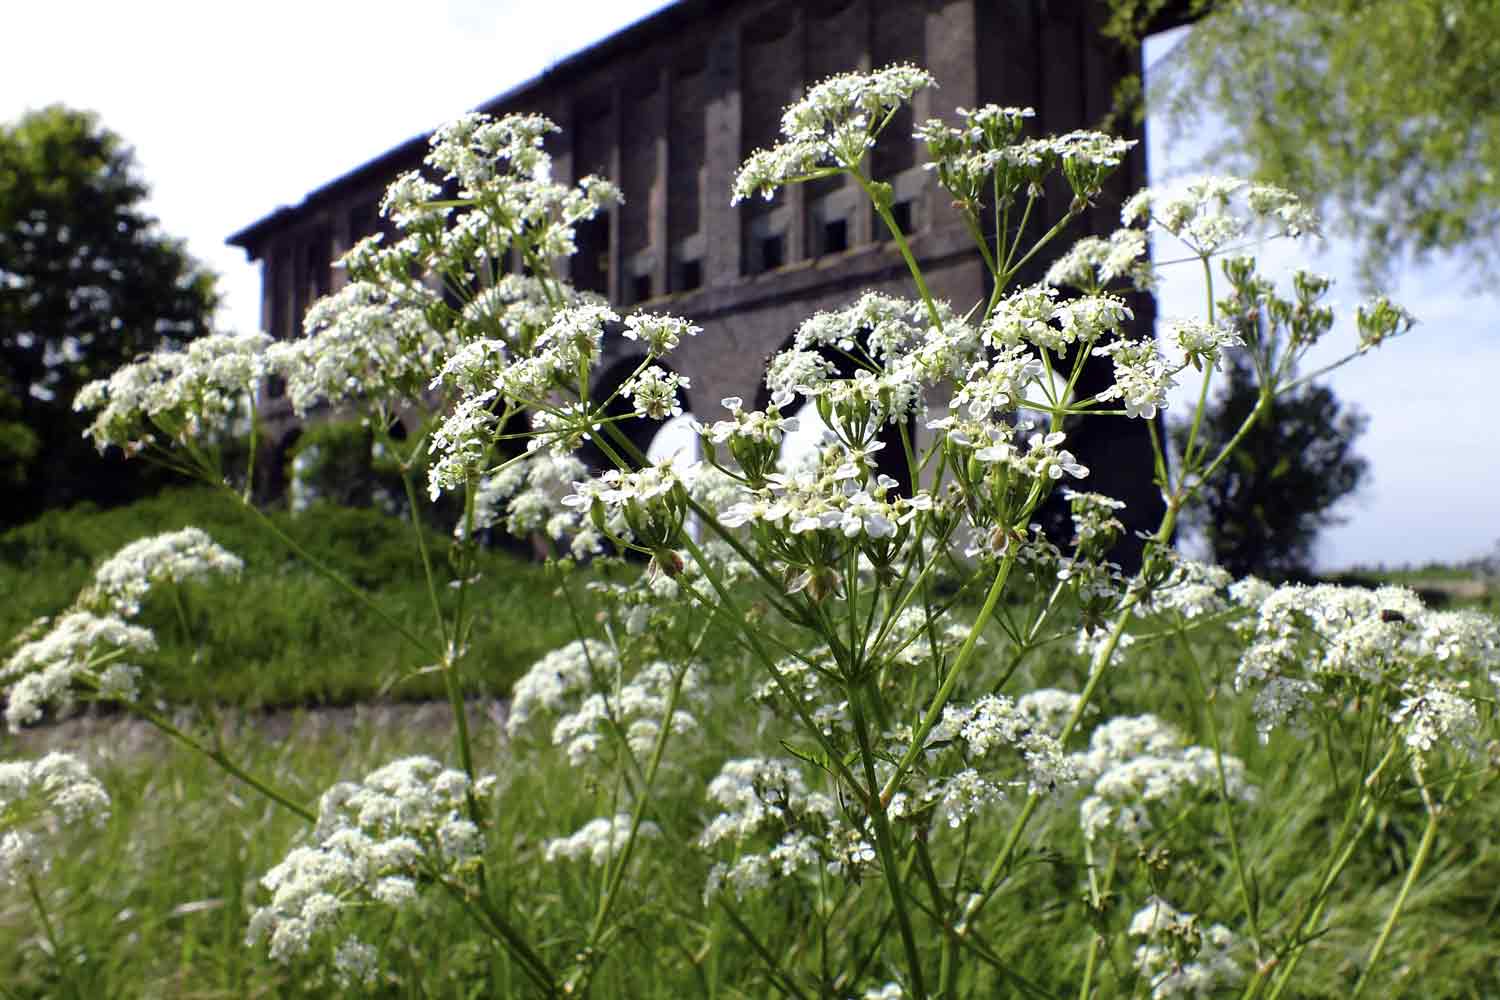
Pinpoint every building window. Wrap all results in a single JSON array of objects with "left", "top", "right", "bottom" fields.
[
  {"left": 889, "top": 200, "right": 914, "bottom": 237},
  {"left": 677, "top": 258, "right": 702, "bottom": 292},
  {"left": 822, "top": 217, "right": 849, "bottom": 254},
  {"left": 760, "top": 233, "right": 785, "bottom": 271},
  {"left": 632, "top": 273, "right": 653, "bottom": 304}
]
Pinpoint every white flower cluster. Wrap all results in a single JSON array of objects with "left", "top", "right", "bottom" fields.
[
  {"left": 75, "top": 332, "right": 271, "bottom": 451},
  {"left": 2, "top": 528, "right": 245, "bottom": 729},
  {"left": 733, "top": 65, "right": 936, "bottom": 203},
  {"left": 621, "top": 312, "right": 702, "bottom": 355},
  {"left": 507, "top": 639, "right": 619, "bottom": 737},
  {"left": 1391, "top": 679, "right": 1481, "bottom": 757},
  {"left": 0, "top": 752, "right": 111, "bottom": 888},
  {"left": 550, "top": 660, "right": 705, "bottom": 768},
  {"left": 1044, "top": 228, "right": 1153, "bottom": 293},
  {"left": 982, "top": 285, "right": 1132, "bottom": 358},
  {"left": 427, "top": 390, "right": 500, "bottom": 500},
  {"left": 621, "top": 366, "right": 691, "bottom": 421},
  {"left": 464, "top": 452, "right": 589, "bottom": 545},
  {"left": 1091, "top": 337, "right": 1176, "bottom": 419},
  {"left": 1129, "top": 896, "right": 1244, "bottom": 998},
  {"left": 1138, "top": 559, "right": 1233, "bottom": 621},
  {"left": 543, "top": 813, "right": 659, "bottom": 866},
  {"left": 1232, "top": 582, "right": 1499, "bottom": 749},
  {"left": 247, "top": 756, "right": 495, "bottom": 981},
  {"left": 424, "top": 112, "right": 621, "bottom": 257},
  {"left": 1072, "top": 715, "right": 1256, "bottom": 844},
  {"left": 1, "top": 611, "right": 155, "bottom": 731},
  {"left": 267, "top": 280, "right": 452, "bottom": 418},
  {"left": 1123, "top": 176, "right": 1319, "bottom": 256},
  {"left": 922, "top": 695, "right": 1076, "bottom": 820},
  {"left": 87, "top": 526, "right": 243, "bottom": 616},
  {"left": 699, "top": 758, "right": 873, "bottom": 899},
  {"left": 1162, "top": 317, "right": 1244, "bottom": 374},
  {"left": 562, "top": 461, "right": 689, "bottom": 550},
  {"left": 918, "top": 105, "right": 1134, "bottom": 206},
  {"left": 719, "top": 462, "right": 931, "bottom": 544}
]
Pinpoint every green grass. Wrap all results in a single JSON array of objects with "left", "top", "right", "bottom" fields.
[
  {"left": 2, "top": 614, "right": 1497, "bottom": 998},
  {"left": 4, "top": 493, "right": 1499, "bottom": 997},
  {"left": 0, "top": 712, "right": 514, "bottom": 999},
  {"left": 0, "top": 487, "right": 594, "bottom": 706}
]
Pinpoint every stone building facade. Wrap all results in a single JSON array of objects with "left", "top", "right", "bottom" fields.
[{"left": 229, "top": 0, "right": 1189, "bottom": 550}]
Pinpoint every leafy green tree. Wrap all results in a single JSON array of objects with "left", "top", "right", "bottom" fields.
[
  {"left": 1106, "top": 0, "right": 1500, "bottom": 286},
  {"left": 0, "top": 106, "right": 218, "bottom": 524}
]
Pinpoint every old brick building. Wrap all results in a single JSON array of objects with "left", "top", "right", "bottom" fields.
[{"left": 228, "top": 0, "right": 1188, "bottom": 548}]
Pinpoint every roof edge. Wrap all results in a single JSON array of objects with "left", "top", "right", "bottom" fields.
[{"left": 228, "top": 1, "right": 712, "bottom": 256}]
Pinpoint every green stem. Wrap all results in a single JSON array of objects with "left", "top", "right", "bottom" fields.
[
  {"left": 855, "top": 171, "right": 943, "bottom": 333},
  {"left": 880, "top": 548, "right": 1019, "bottom": 806},
  {"left": 589, "top": 648, "right": 699, "bottom": 945},
  {"left": 122, "top": 698, "right": 315, "bottom": 823},
  {"left": 437, "top": 876, "right": 557, "bottom": 996},
  {"left": 1350, "top": 806, "right": 1440, "bottom": 998},
  {"left": 223, "top": 484, "right": 441, "bottom": 663},
  {"left": 393, "top": 429, "right": 448, "bottom": 649},
  {"left": 26, "top": 872, "right": 62, "bottom": 959},
  {"left": 1179, "top": 254, "right": 1218, "bottom": 473},
  {"left": 849, "top": 684, "right": 928, "bottom": 1000},
  {"left": 716, "top": 898, "right": 813, "bottom": 1000},
  {"left": 1181, "top": 623, "right": 1263, "bottom": 953}
]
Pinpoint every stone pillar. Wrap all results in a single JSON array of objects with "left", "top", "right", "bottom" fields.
[
  {"left": 703, "top": 21, "right": 742, "bottom": 286},
  {"left": 607, "top": 83, "right": 623, "bottom": 305},
  {"left": 653, "top": 65, "right": 672, "bottom": 300}
]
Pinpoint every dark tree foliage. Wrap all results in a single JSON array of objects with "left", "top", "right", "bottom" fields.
[
  {"left": 1175, "top": 349, "right": 1367, "bottom": 580},
  {"left": 0, "top": 106, "right": 218, "bottom": 525}
]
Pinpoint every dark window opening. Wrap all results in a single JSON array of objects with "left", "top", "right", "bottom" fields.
[
  {"left": 348, "top": 201, "right": 378, "bottom": 242},
  {"left": 822, "top": 218, "right": 849, "bottom": 255},
  {"left": 889, "top": 200, "right": 914, "bottom": 237},
  {"left": 760, "top": 234, "right": 785, "bottom": 271},
  {"left": 677, "top": 258, "right": 702, "bottom": 292},
  {"left": 573, "top": 215, "right": 610, "bottom": 295},
  {"left": 631, "top": 273, "right": 653, "bottom": 304}
]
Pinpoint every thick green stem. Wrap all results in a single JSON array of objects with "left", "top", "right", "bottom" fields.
[
  {"left": 880, "top": 549, "right": 1019, "bottom": 806},
  {"left": 437, "top": 876, "right": 557, "bottom": 996}
]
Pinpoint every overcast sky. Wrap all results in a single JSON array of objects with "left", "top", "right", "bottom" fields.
[{"left": 4, "top": 2, "right": 1494, "bottom": 570}]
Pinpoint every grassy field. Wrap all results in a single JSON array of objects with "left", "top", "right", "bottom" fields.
[{"left": 3, "top": 493, "right": 1498, "bottom": 997}]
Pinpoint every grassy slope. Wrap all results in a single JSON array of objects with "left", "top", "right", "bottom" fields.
[{"left": 0, "top": 487, "right": 588, "bottom": 707}]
